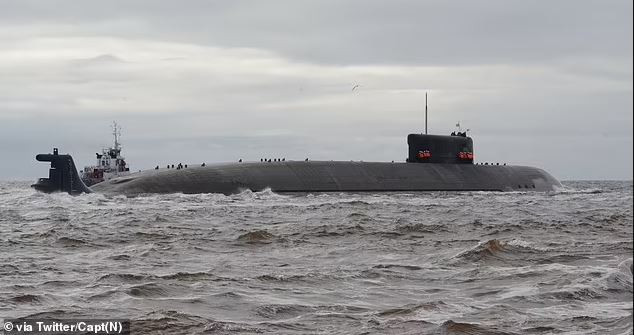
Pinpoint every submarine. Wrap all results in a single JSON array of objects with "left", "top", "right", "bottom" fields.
[{"left": 31, "top": 130, "right": 562, "bottom": 195}]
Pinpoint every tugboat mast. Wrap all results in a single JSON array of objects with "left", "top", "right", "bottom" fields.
[{"left": 112, "top": 121, "right": 121, "bottom": 151}]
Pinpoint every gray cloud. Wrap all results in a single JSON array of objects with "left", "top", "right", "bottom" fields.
[
  {"left": 0, "top": 0, "right": 632, "bottom": 180},
  {"left": 2, "top": 0, "right": 631, "bottom": 65}
]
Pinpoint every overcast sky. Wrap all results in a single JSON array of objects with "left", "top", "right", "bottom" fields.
[{"left": 1, "top": 0, "right": 632, "bottom": 180}]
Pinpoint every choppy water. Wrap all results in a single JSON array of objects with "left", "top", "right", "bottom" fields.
[{"left": 1, "top": 181, "right": 632, "bottom": 334}]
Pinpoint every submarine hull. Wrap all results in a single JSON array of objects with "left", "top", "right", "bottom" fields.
[{"left": 90, "top": 161, "right": 562, "bottom": 195}]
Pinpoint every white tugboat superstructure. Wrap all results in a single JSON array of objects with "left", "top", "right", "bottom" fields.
[{"left": 80, "top": 122, "right": 130, "bottom": 186}]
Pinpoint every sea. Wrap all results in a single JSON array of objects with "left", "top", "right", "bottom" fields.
[{"left": 1, "top": 180, "right": 632, "bottom": 335}]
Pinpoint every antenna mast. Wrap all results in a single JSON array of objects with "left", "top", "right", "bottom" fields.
[
  {"left": 112, "top": 121, "right": 121, "bottom": 151},
  {"left": 425, "top": 92, "right": 428, "bottom": 135}
]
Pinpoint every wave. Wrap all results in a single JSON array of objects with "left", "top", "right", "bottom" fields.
[
  {"left": 236, "top": 230, "right": 275, "bottom": 243},
  {"left": 373, "top": 264, "right": 423, "bottom": 271},
  {"left": 133, "top": 231, "right": 173, "bottom": 240},
  {"left": 352, "top": 268, "right": 413, "bottom": 281},
  {"left": 346, "top": 211, "right": 372, "bottom": 221},
  {"left": 132, "top": 310, "right": 265, "bottom": 334},
  {"left": 107, "top": 254, "right": 132, "bottom": 261},
  {"left": 96, "top": 273, "right": 156, "bottom": 283},
  {"left": 535, "top": 287, "right": 605, "bottom": 302},
  {"left": 126, "top": 283, "right": 169, "bottom": 297},
  {"left": 593, "top": 313, "right": 633, "bottom": 335},
  {"left": 452, "top": 239, "right": 515, "bottom": 262},
  {"left": 256, "top": 273, "right": 309, "bottom": 282},
  {"left": 96, "top": 271, "right": 227, "bottom": 288},
  {"left": 39, "top": 280, "right": 76, "bottom": 288},
  {"left": 377, "top": 301, "right": 448, "bottom": 317},
  {"left": 254, "top": 303, "right": 313, "bottom": 319},
  {"left": 450, "top": 239, "right": 589, "bottom": 268},
  {"left": 549, "top": 185, "right": 604, "bottom": 195},
  {"left": 159, "top": 271, "right": 217, "bottom": 281},
  {"left": 255, "top": 270, "right": 347, "bottom": 283},
  {"left": 450, "top": 239, "right": 564, "bottom": 266},
  {"left": 20, "top": 309, "right": 88, "bottom": 320},
  {"left": 607, "top": 258, "right": 633, "bottom": 292},
  {"left": 232, "top": 187, "right": 288, "bottom": 201},
  {"left": 308, "top": 224, "right": 365, "bottom": 237},
  {"left": 396, "top": 223, "right": 449, "bottom": 234},
  {"left": 0, "top": 264, "right": 19, "bottom": 275},
  {"left": 7, "top": 294, "right": 45, "bottom": 304},
  {"left": 436, "top": 320, "right": 517, "bottom": 335},
  {"left": 55, "top": 236, "right": 91, "bottom": 247},
  {"left": 87, "top": 288, "right": 122, "bottom": 301}
]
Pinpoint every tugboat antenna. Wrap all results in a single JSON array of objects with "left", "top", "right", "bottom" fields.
[
  {"left": 425, "top": 92, "right": 428, "bottom": 135},
  {"left": 112, "top": 121, "right": 121, "bottom": 151}
]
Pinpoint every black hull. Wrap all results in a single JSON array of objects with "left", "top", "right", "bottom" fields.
[{"left": 90, "top": 161, "right": 561, "bottom": 195}]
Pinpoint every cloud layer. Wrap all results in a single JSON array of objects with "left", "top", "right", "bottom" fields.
[{"left": 1, "top": 0, "right": 632, "bottom": 180}]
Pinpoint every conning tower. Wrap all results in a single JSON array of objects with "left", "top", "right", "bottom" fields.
[
  {"left": 409, "top": 93, "right": 474, "bottom": 164},
  {"left": 407, "top": 133, "right": 474, "bottom": 164}
]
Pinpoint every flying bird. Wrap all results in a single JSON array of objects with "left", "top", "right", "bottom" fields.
[{"left": 352, "top": 84, "right": 361, "bottom": 92}]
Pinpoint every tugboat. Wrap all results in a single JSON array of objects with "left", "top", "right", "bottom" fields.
[{"left": 79, "top": 122, "right": 130, "bottom": 186}]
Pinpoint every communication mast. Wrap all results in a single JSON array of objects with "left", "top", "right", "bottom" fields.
[
  {"left": 112, "top": 121, "right": 121, "bottom": 151},
  {"left": 425, "top": 92, "right": 428, "bottom": 135}
]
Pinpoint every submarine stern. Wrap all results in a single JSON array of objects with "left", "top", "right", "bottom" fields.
[{"left": 31, "top": 148, "right": 92, "bottom": 195}]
